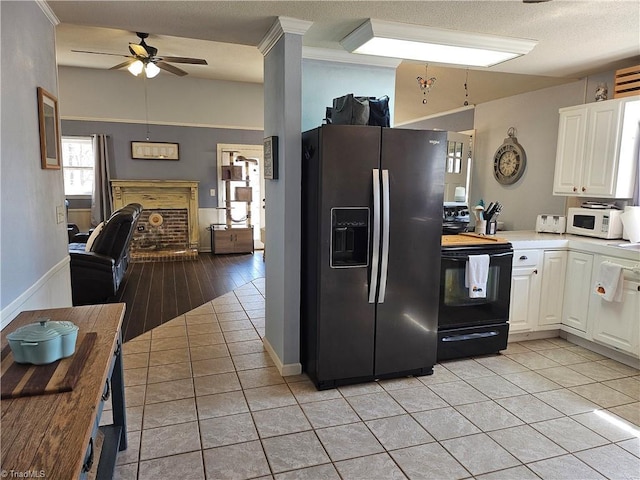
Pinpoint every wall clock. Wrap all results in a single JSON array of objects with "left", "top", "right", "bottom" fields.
[{"left": 493, "top": 127, "right": 527, "bottom": 185}]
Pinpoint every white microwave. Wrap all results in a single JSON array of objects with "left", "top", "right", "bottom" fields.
[{"left": 566, "top": 207, "right": 623, "bottom": 239}]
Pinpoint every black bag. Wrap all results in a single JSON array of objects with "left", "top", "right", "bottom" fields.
[
  {"left": 331, "top": 94, "right": 370, "bottom": 125},
  {"left": 367, "top": 95, "right": 390, "bottom": 127},
  {"left": 326, "top": 94, "right": 390, "bottom": 127}
]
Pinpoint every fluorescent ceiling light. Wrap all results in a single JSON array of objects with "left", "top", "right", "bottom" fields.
[{"left": 341, "top": 19, "right": 537, "bottom": 67}]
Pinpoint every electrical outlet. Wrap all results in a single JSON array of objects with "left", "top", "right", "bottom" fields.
[
  {"left": 56, "top": 205, "right": 65, "bottom": 224},
  {"left": 210, "top": 189, "right": 216, "bottom": 197}
]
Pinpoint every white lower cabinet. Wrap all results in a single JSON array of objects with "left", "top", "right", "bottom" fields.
[
  {"left": 562, "top": 251, "right": 594, "bottom": 334},
  {"left": 504, "top": 236, "right": 639, "bottom": 361},
  {"left": 588, "top": 256, "right": 640, "bottom": 357},
  {"left": 509, "top": 250, "right": 542, "bottom": 333},
  {"left": 539, "top": 251, "right": 567, "bottom": 326}
]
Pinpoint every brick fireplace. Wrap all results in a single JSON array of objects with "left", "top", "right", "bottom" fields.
[{"left": 111, "top": 180, "right": 199, "bottom": 262}]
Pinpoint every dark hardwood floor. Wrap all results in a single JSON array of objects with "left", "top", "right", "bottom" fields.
[{"left": 111, "top": 252, "right": 265, "bottom": 342}]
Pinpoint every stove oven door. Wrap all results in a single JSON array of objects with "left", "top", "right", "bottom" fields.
[{"left": 437, "top": 246, "right": 512, "bottom": 360}]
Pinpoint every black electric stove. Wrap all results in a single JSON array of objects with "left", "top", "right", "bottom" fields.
[{"left": 443, "top": 202, "right": 470, "bottom": 235}]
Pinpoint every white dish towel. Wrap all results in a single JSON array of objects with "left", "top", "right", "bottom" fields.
[
  {"left": 465, "top": 254, "right": 490, "bottom": 299},
  {"left": 594, "top": 261, "right": 624, "bottom": 302}
]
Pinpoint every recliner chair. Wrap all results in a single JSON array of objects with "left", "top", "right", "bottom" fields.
[{"left": 69, "top": 203, "right": 142, "bottom": 305}]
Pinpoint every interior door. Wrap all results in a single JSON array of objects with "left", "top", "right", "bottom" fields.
[{"left": 216, "top": 144, "right": 264, "bottom": 249}]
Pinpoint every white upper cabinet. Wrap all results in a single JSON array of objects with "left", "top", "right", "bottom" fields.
[{"left": 553, "top": 97, "right": 640, "bottom": 198}]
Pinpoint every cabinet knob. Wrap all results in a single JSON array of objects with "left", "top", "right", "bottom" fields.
[
  {"left": 519, "top": 255, "right": 528, "bottom": 260},
  {"left": 581, "top": 187, "right": 586, "bottom": 192},
  {"left": 573, "top": 187, "right": 577, "bottom": 192},
  {"left": 534, "top": 269, "right": 538, "bottom": 274}
]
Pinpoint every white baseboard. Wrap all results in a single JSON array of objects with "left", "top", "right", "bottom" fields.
[
  {"left": 1, "top": 257, "right": 72, "bottom": 329},
  {"left": 562, "top": 332, "right": 640, "bottom": 369},
  {"left": 509, "top": 329, "right": 561, "bottom": 343},
  {"left": 263, "top": 336, "right": 302, "bottom": 377}
]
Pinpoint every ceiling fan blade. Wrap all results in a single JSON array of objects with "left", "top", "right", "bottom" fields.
[
  {"left": 129, "top": 43, "right": 149, "bottom": 58},
  {"left": 71, "top": 49, "right": 130, "bottom": 58},
  {"left": 158, "top": 56, "right": 208, "bottom": 65},
  {"left": 110, "top": 59, "right": 137, "bottom": 70},
  {"left": 156, "top": 61, "right": 188, "bottom": 76}
]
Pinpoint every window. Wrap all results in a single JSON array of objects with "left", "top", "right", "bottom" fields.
[{"left": 62, "top": 136, "right": 94, "bottom": 196}]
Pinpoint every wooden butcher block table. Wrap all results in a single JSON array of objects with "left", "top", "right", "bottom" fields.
[{"left": 1, "top": 303, "right": 127, "bottom": 480}]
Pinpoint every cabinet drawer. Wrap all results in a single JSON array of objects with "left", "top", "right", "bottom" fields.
[{"left": 512, "top": 250, "right": 541, "bottom": 267}]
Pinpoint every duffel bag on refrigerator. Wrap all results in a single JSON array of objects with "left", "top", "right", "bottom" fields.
[
  {"left": 367, "top": 95, "right": 390, "bottom": 127},
  {"left": 331, "top": 94, "right": 370, "bottom": 125}
]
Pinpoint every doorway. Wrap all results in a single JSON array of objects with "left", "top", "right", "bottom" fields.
[{"left": 216, "top": 143, "right": 265, "bottom": 250}]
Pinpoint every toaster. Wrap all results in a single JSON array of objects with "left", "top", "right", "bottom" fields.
[{"left": 536, "top": 214, "right": 566, "bottom": 234}]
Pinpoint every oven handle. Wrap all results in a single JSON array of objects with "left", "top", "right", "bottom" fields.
[
  {"left": 441, "top": 251, "right": 513, "bottom": 261},
  {"left": 441, "top": 331, "right": 500, "bottom": 342}
]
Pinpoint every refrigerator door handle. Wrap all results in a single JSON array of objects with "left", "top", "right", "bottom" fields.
[
  {"left": 369, "top": 169, "right": 381, "bottom": 303},
  {"left": 378, "top": 169, "right": 390, "bottom": 303}
]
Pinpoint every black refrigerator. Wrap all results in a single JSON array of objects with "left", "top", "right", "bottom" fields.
[{"left": 301, "top": 125, "right": 446, "bottom": 390}]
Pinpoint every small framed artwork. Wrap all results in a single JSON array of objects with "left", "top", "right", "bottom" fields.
[
  {"left": 37, "top": 87, "right": 61, "bottom": 169},
  {"left": 263, "top": 136, "right": 278, "bottom": 180},
  {"left": 131, "top": 141, "right": 180, "bottom": 160}
]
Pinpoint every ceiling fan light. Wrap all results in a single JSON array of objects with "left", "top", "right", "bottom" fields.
[
  {"left": 127, "top": 60, "right": 144, "bottom": 76},
  {"left": 145, "top": 62, "right": 160, "bottom": 78}
]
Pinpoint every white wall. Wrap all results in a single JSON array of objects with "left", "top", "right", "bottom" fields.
[
  {"left": 58, "top": 66, "right": 264, "bottom": 130},
  {"left": 1, "top": 1, "right": 72, "bottom": 326},
  {"left": 472, "top": 81, "right": 586, "bottom": 231}
]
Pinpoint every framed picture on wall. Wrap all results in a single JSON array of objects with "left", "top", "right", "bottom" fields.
[
  {"left": 37, "top": 87, "right": 61, "bottom": 170},
  {"left": 263, "top": 136, "right": 278, "bottom": 180},
  {"left": 131, "top": 141, "right": 180, "bottom": 160}
]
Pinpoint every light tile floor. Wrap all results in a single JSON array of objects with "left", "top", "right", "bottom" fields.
[{"left": 109, "top": 278, "right": 640, "bottom": 479}]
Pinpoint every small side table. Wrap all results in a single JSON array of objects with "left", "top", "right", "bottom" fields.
[{"left": 1, "top": 304, "right": 127, "bottom": 479}]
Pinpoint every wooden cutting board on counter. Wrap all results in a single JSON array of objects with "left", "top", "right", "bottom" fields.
[{"left": 442, "top": 233, "right": 511, "bottom": 246}]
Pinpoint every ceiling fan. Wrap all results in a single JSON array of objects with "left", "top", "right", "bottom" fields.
[{"left": 72, "top": 32, "right": 208, "bottom": 77}]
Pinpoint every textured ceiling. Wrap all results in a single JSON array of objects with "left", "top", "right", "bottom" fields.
[{"left": 51, "top": 0, "right": 640, "bottom": 122}]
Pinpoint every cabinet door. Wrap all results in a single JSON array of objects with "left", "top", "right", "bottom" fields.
[
  {"left": 590, "top": 277, "right": 640, "bottom": 357},
  {"left": 562, "top": 251, "right": 593, "bottom": 333},
  {"left": 582, "top": 100, "right": 622, "bottom": 197},
  {"left": 553, "top": 106, "right": 587, "bottom": 195},
  {"left": 233, "top": 228, "right": 254, "bottom": 253},
  {"left": 213, "top": 230, "right": 235, "bottom": 254},
  {"left": 539, "top": 251, "right": 567, "bottom": 326},
  {"left": 509, "top": 266, "right": 540, "bottom": 333}
]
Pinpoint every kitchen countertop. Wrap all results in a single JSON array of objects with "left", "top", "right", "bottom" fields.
[{"left": 496, "top": 230, "right": 640, "bottom": 262}]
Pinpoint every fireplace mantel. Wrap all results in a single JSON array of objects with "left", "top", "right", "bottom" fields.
[{"left": 111, "top": 180, "right": 199, "bottom": 250}]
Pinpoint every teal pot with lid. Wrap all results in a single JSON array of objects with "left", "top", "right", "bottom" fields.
[{"left": 6, "top": 318, "right": 79, "bottom": 365}]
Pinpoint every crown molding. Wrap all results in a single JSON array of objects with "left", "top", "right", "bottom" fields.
[
  {"left": 302, "top": 47, "right": 401, "bottom": 68},
  {"left": 36, "top": 0, "right": 60, "bottom": 26},
  {"left": 258, "top": 17, "right": 313, "bottom": 56}
]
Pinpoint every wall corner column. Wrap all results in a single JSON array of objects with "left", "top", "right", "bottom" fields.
[{"left": 259, "top": 17, "right": 312, "bottom": 376}]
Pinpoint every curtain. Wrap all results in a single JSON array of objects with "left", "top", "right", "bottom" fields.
[{"left": 90, "top": 134, "right": 112, "bottom": 226}]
